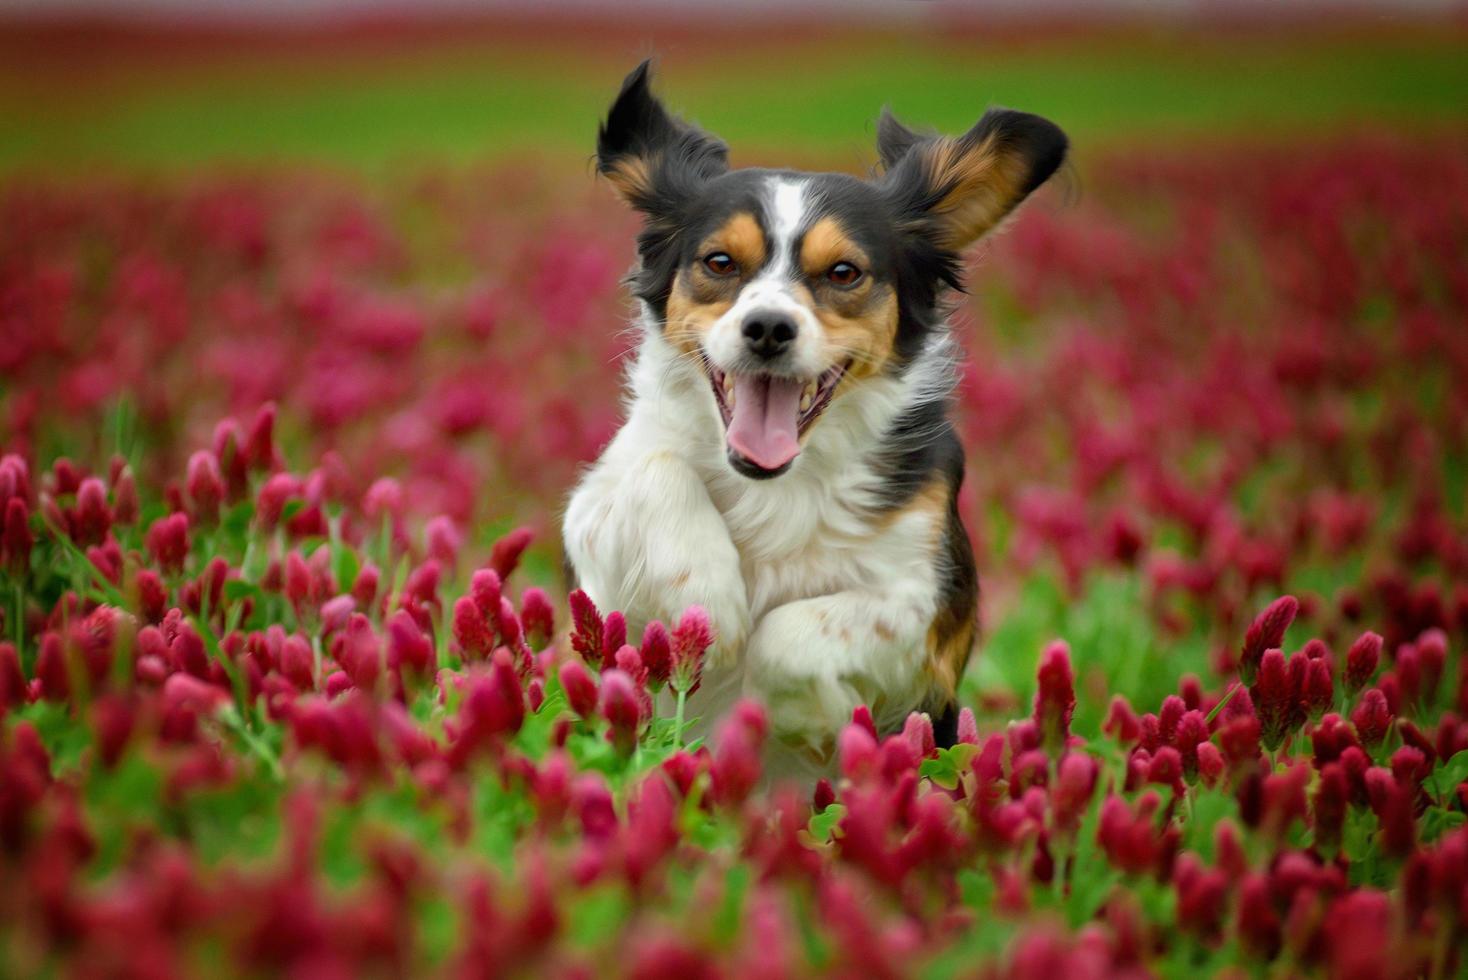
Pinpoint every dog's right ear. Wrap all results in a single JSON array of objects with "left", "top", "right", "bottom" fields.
[{"left": 597, "top": 61, "right": 728, "bottom": 221}]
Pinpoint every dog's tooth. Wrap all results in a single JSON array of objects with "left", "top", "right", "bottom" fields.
[
  {"left": 723, "top": 375, "right": 733, "bottom": 395},
  {"left": 726, "top": 386, "right": 736, "bottom": 410},
  {"left": 800, "top": 391, "right": 812, "bottom": 412}
]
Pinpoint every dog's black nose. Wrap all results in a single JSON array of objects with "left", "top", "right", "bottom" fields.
[{"left": 741, "top": 311, "right": 797, "bottom": 359}]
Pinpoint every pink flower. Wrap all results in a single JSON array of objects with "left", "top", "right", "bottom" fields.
[
  {"left": 1351, "top": 688, "right": 1392, "bottom": 748},
  {"left": 72, "top": 477, "right": 111, "bottom": 545},
  {"left": 185, "top": 451, "right": 225, "bottom": 524},
  {"left": 1102, "top": 695, "right": 1141, "bottom": 744},
  {"left": 488, "top": 526, "right": 534, "bottom": 580},
  {"left": 567, "top": 589, "right": 604, "bottom": 666},
  {"left": 599, "top": 668, "right": 642, "bottom": 753},
  {"left": 1033, "top": 640, "right": 1075, "bottom": 754},
  {"left": 1240, "top": 595, "right": 1299, "bottom": 685},
  {"left": 145, "top": 512, "right": 191, "bottom": 575},
  {"left": 385, "top": 609, "right": 434, "bottom": 679},
  {"left": 558, "top": 658, "right": 599, "bottom": 719},
  {"left": 451, "top": 596, "right": 493, "bottom": 662},
  {"left": 639, "top": 619, "right": 672, "bottom": 686},
  {"left": 520, "top": 588, "right": 555, "bottom": 646},
  {"left": 1, "top": 498, "right": 33, "bottom": 576},
  {"left": 669, "top": 606, "right": 713, "bottom": 695}
]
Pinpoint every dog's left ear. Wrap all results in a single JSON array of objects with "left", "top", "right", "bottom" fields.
[
  {"left": 597, "top": 61, "right": 729, "bottom": 221},
  {"left": 879, "top": 107, "right": 1067, "bottom": 252}
]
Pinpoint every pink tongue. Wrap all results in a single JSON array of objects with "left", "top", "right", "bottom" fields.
[{"left": 727, "top": 374, "right": 803, "bottom": 471}]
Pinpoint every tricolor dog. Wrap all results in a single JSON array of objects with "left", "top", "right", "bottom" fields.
[{"left": 563, "top": 62, "right": 1067, "bottom": 776}]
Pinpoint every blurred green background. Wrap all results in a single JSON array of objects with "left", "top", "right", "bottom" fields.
[{"left": 3, "top": 19, "right": 1467, "bottom": 173}]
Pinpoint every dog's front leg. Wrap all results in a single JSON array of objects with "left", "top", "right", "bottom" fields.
[
  {"left": 743, "top": 589, "right": 938, "bottom": 768},
  {"left": 564, "top": 449, "right": 750, "bottom": 665}
]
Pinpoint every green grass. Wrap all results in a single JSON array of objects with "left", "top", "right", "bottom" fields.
[{"left": 2, "top": 28, "right": 1466, "bottom": 172}]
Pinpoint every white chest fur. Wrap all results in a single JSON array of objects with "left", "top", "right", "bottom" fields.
[{"left": 562, "top": 323, "right": 956, "bottom": 762}]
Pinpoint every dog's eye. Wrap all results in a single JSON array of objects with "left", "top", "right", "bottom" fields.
[
  {"left": 827, "top": 262, "right": 862, "bottom": 286},
  {"left": 703, "top": 252, "right": 737, "bottom": 276}
]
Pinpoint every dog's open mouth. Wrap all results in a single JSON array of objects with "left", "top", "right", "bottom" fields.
[{"left": 708, "top": 362, "right": 848, "bottom": 477}]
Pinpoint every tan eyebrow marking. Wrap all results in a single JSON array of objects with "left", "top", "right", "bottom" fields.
[
  {"left": 700, "top": 211, "right": 766, "bottom": 274},
  {"left": 800, "top": 217, "right": 870, "bottom": 279}
]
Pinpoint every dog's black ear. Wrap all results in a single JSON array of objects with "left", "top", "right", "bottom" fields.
[
  {"left": 881, "top": 108, "right": 1067, "bottom": 252},
  {"left": 597, "top": 61, "right": 728, "bottom": 219},
  {"left": 875, "top": 108, "right": 926, "bottom": 170}
]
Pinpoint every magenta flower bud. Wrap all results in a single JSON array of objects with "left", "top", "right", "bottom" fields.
[
  {"left": 710, "top": 700, "right": 765, "bottom": 807},
  {"left": 902, "top": 712, "right": 936, "bottom": 759},
  {"left": 1100, "top": 695, "right": 1141, "bottom": 745},
  {"left": 813, "top": 778, "right": 836, "bottom": 811},
  {"left": 1196, "top": 742, "right": 1225, "bottom": 787},
  {"left": 852, "top": 704, "right": 878, "bottom": 740},
  {"left": 145, "top": 512, "right": 190, "bottom": 575},
  {"left": 0, "top": 641, "right": 25, "bottom": 710},
  {"left": 567, "top": 589, "right": 604, "bottom": 666},
  {"left": 254, "top": 473, "right": 299, "bottom": 531},
  {"left": 243, "top": 402, "right": 276, "bottom": 471},
  {"left": 280, "top": 633, "right": 315, "bottom": 689},
  {"left": 1417, "top": 628, "right": 1447, "bottom": 699},
  {"left": 488, "top": 526, "right": 534, "bottom": 581},
  {"left": 1236, "top": 872, "right": 1282, "bottom": 959},
  {"left": 600, "top": 610, "right": 628, "bottom": 670},
  {"left": 385, "top": 610, "right": 433, "bottom": 679},
  {"left": 320, "top": 594, "right": 355, "bottom": 635},
  {"left": 613, "top": 645, "right": 646, "bottom": 688},
  {"left": 669, "top": 605, "right": 713, "bottom": 695},
  {"left": 1303, "top": 657, "right": 1333, "bottom": 720},
  {"left": 453, "top": 649, "right": 526, "bottom": 763},
  {"left": 350, "top": 562, "right": 380, "bottom": 610},
  {"left": 639, "top": 619, "right": 672, "bottom": 686},
  {"left": 2, "top": 497, "right": 33, "bottom": 576},
  {"left": 572, "top": 774, "right": 617, "bottom": 841},
  {"left": 839, "top": 722, "right": 879, "bottom": 782},
  {"left": 1253, "top": 648, "right": 1298, "bottom": 751},
  {"left": 452, "top": 596, "right": 492, "bottom": 662},
  {"left": 0, "top": 454, "right": 31, "bottom": 506},
  {"left": 425, "top": 516, "right": 462, "bottom": 568},
  {"left": 599, "top": 668, "right": 642, "bottom": 753},
  {"left": 169, "top": 620, "right": 209, "bottom": 679},
  {"left": 519, "top": 587, "right": 555, "bottom": 646},
  {"left": 1147, "top": 746, "right": 1184, "bottom": 791},
  {"left": 1158, "top": 695, "right": 1185, "bottom": 747},
  {"left": 1051, "top": 752, "right": 1098, "bottom": 835},
  {"left": 956, "top": 706, "right": 979, "bottom": 746},
  {"left": 1312, "top": 761, "right": 1349, "bottom": 856},
  {"left": 1240, "top": 595, "right": 1299, "bottom": 685},
  {"left": 90, "top": 692, "right": 136, "bottom": 769},
  {"left": 1174, "top": 710, "right": 1210, "bottom": 782},
  {"left": 527, "top": 677, "right": 545, "bottom": 713},
  {"left": 162, "top": 672, "right": 230, "bottom": 715},
  {"left": 184, "top": 451, "right": 224, "bottom": 524},
  {"left": 362, "top": 477, "right": 403, "bottom": 523},
  {"left": 559, "top": 658, "right": 599, "bottom": 719},
  {"left": 1033, "top": 640, "right": 1075, "bottom": 755},
  {"left": 469, "top": 567, "right": 502, "bottom": 616},
  {"left": 1218, "top": 714, "right": 1262, "bottom": 771},
  {"left": 1351, "top": 688, "right": 1392, "bottom": 748},
  {"left": 132, "top": 569, "right": 167, "bottom": 624},
  {"left": 72, "top": 477, "right": 112, "bottom": 546},
  {"left": 1175, "top": 857, "right": 1229, "bottom": 943},
  {"left": 338, "top": 613, "right": 382, "bottom": 691},
  {"left": 52, "top": 457, "right": 81, "bottom": 495}
]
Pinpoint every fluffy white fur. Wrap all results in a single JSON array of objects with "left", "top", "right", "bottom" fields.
[{"left": 563, "top": 289, "right": 957, "bottom": 779}]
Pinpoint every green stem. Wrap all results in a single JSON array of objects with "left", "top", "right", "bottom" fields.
[{"left": 674, "top": 687, "right": 689, "bottom": 747}]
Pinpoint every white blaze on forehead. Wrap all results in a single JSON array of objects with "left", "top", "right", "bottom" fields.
[{"left": 760, "top": 177, "right": 809, "bottom": 280}]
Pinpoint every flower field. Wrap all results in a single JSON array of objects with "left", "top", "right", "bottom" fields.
[{"left": 3, "top": 105, "right": 1468, "bottom": 978}]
